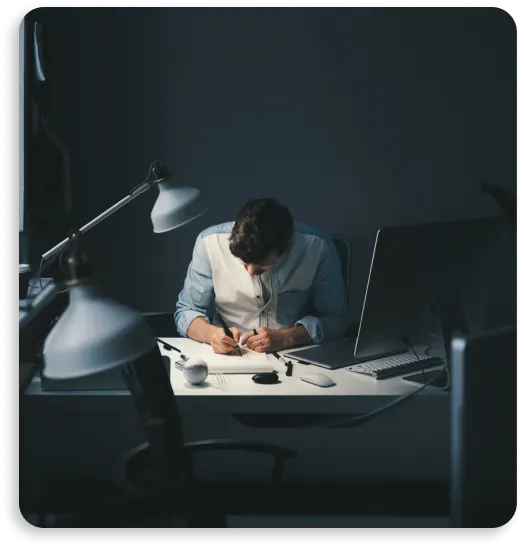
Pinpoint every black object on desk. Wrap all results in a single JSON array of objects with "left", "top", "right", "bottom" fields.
[
  {"left": 273, "top": 351, "right": 293, "bottom": 376},
  {"left": 156, "top": 338, "right": 181, "bottom": 353},
  {"left": 252, "top": 372, "right": 279, "bottom": 385}
]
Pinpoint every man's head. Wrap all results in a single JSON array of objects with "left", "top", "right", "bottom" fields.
[{"left": 229, "top": 198, "right": 293, "bottom": 276}]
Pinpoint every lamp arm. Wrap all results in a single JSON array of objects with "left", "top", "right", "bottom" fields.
[{"left": 42, "top": 181, "right": 154, "bottom": 262}]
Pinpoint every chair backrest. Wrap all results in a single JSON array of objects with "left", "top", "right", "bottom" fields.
[
  {"left": 121, "top": 349, "right": 194, "bottom": 487},
  {"left": 331, "top": 234, "right": 351, "bottom": 307}
]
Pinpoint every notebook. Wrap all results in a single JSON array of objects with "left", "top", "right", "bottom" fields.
[{"left": 191, "top": 345, "right": 273, "bottom": 374}]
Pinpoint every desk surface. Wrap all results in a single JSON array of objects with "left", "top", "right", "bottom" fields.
[
  {"left": 166, "top": 338, "right": 445, "bottom": 396},
  {"left": 163, "top": 338, "right": 447, "bottom": 413}
]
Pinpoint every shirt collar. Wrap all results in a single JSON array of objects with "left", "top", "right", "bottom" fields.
[{"left": 270, "top": 234, "right": 293, "bottom": 272}]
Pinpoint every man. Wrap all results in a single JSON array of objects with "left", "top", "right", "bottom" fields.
[{"left": 175, "top": 198, "right": 349, "bottom": 354}]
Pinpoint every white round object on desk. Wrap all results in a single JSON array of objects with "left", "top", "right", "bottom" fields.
[{"left": 183, "top": 358, "right": 208, "bottom": 385}]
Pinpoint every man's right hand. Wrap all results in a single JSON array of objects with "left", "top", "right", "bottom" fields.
[{"left": 210, "top": 326, "right": 241, "bottom": 354}]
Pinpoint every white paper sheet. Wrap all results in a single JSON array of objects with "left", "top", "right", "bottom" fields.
[{"left": 198, "top": 345, "right": 273, "bottom": 374}]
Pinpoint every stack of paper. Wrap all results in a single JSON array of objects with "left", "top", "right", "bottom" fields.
[{"left": 198, "top": 345, "right": 273, "bottom": 374}]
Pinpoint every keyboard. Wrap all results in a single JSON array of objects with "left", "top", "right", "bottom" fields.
[{"left": 345, "top": 352, "right": 443, "bottom": 380}]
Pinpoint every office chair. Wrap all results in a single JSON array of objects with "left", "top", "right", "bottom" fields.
[
  {"left": 331, "top": 234, "right": 351, "bottom": 307},
  {"left": 143, "top": 311, "right": 179, "bottom": 337},
  {"left": 51, "top": 350, "right": 296, "bottom": 527},
  {"left": 332, "top": 234, "right": 357, "bottom": 338}
]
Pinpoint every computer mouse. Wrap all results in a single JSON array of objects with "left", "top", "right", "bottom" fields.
[
  {"left": 252, "top": 372, "right": 279, "bottom": 385},
  {"left": 299, "top": 373, "right": 336, "bottom": 388}
]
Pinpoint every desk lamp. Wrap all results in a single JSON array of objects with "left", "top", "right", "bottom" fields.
[
  {"left": 41, "top": 160, "right": 205, "bottom": 265},
  {"left": 41, "top": 160, "right": 205, "bottom": 485},
  {"left": 41, "top": 160, "right": 205, "bottom": 376}
]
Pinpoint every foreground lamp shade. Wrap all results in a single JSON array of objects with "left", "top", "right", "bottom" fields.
[
  {"left": 43, "top": 284, "right": 155, "bottom": 379},
  {"left": 151, "top": 183, "right": 206, "bottom": 233}
]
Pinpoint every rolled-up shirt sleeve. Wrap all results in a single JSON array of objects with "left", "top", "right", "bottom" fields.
[
  {"left": 174, "top": 233, "right": 215, "bottom": 337},
  {"left": 295, "top": 239, "right": 350, "bottom": 344}
]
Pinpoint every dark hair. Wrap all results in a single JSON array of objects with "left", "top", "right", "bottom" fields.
[{"left": 229, "top": 198, "right": 293, "bottom": 264}]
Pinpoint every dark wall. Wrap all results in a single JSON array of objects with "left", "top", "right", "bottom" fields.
[{"left": 34, "top": 7, "right": 515, "bottom": 320}]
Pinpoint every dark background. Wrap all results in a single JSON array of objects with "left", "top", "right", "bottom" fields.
[{"left": 24, "top": 7, "right": 516, "bottom": 322}]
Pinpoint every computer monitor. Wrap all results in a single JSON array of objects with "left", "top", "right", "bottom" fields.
[
  {"left": 354, "top": 215, "right": 512, "bottom": 364},
  {"left": 282, "top": 214, "right": 513, "bottom": 375}
]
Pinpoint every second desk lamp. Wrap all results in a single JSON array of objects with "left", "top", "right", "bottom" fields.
[
  {"left": 39, "top": 159, "right": 205, "bottom": 392},
  {"left": 41, "top": 160, "right": 205, "bottom": 265},
  {"left": 41, "top": 159, "right": 206, "bottom": 489}
]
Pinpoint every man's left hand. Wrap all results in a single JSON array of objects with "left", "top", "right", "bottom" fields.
[{"left": 242, "top": 328, "right": 291, "bottom": 353}]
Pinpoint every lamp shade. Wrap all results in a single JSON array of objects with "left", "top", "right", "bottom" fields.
[
  {"left": 151, "top": 182, "right": 206, "bottom": 233},
  {"left": 43, "top": 284, "right": 155, "bottom": 379}
]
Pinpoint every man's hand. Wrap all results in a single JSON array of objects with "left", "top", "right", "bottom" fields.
[
  {"left": 210, "top": 326, "right": 241, "bottom": 354},
  {"left": 242, "top": 327, "right": 310, "bottom": 353},
  {"left": 242, "top": 328, "right": 290, "bottom": 352},
  {"left": 187, "top": 318, "right": 241, "bottom": 354}
]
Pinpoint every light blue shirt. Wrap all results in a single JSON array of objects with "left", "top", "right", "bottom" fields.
[{"left": 175, "top": 221, "right": 349, "bottom": 344}]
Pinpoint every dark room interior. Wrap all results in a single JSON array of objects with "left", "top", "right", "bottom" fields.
[{"left": 19, "top": 7, "right": 516, "bottom": 528}]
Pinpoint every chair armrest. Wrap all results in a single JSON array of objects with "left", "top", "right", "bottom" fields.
[
  {"left": 184, "top": 439, "right": 296, "bottom": 459},
  {"left": 114, "top": 442, "right": 156, "bottom": 495}
]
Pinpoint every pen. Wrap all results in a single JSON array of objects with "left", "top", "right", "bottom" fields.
[
  {"left": 273, "top": 352, "right": 293, "bottom": 377},
  {"left": 215, "top": 311, "right": 242, "bottom": 356},
  {"left": 156, "top": 338, "right": 182, "bottom": 354}
]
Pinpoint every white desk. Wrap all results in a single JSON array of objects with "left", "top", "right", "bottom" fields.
[{"left": 163, "top": 338, "right": 448, "bottom": 415}]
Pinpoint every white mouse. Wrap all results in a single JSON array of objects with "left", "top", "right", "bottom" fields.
[{"left": 299, "top": 373, "right": 336, "bottom": 388}]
